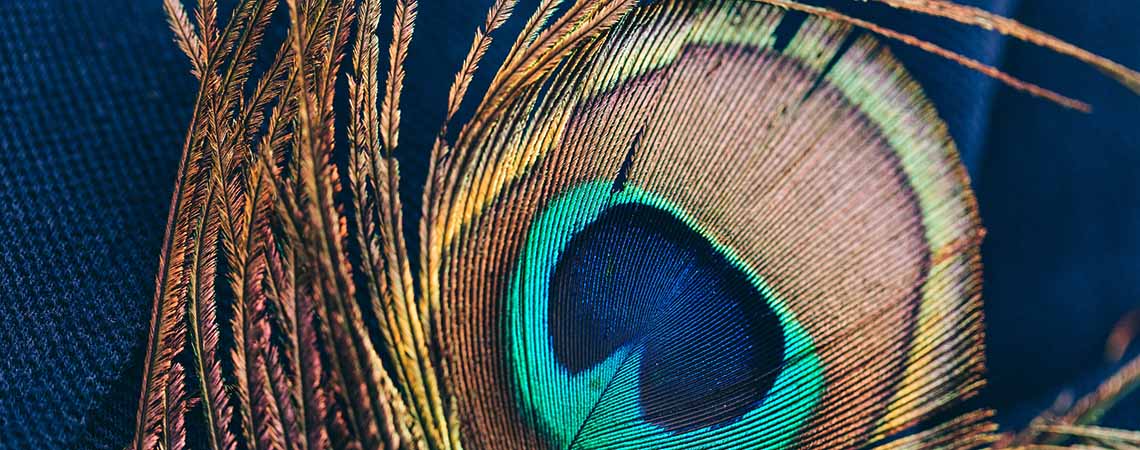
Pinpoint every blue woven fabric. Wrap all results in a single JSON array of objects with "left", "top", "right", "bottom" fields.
[
  {"left": 0, "top": 1, "right": 194, "bottom": 447},
  {"left": 0, "top": 0, "right": 1136, "bottom": 448}
]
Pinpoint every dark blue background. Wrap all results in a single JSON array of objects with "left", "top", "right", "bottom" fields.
[{"left": 0, "top": 0, "right": 1137, "bottom": 447}]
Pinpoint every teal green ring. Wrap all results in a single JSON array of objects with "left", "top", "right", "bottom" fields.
[{"left": 506, "top": 180, "right": 824, "bottom": 449}]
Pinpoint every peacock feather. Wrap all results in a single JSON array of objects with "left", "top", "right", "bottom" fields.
[{"left": 132, "top": 0, "right": 1140, "bottom": 449}]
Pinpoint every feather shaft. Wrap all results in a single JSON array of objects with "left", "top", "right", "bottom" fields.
[{"left": 869, "top": 0, "right": 1140, "bottom": 95}]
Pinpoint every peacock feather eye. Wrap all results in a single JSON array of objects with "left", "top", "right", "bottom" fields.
[
  {"left": 508, "top": 182, "right": 822, "bottom": 449},
  {"left": 443, "top": 2, "right": 984, "bottom": 448}
]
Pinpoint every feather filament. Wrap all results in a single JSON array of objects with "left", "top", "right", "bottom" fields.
[
  {"left": 418, "top": 0, "right": 518, "bottom": 340},
  {"left": 253, "top": 349, "right": 289, "bottom": 450},
  {"left": 1001, "top": 352, "right": 1140, "bottom": 447},
  {"left": 196, "top": 0, "right": 220, "bottom": 58},
  {"left": 163, "top": 0, "right": 206, "bottom": 78},
  {"left": 346, "top": 0, "right": 441, "bottom": 447},
  {"left": 193, "top": 0, "right": 288, "bottom": 445},
  {"left": 468, "top": 0, "right": 636, "bottom": 139},
  {"left": 187, "top": 167, "right": 233, "bottom": 450},
  {"left": 443, "top": 0, "right": 517, "bottom": 131},
  {"left": 215, "top": 0, "right": 280, "bottom": 138},
  {"left": 163, "top": 363, "right": 194, "bottom": 450},
  {"left": 216, "top": 134, "right": 274, "bottom": 446},
  {"left": 506, "top": 0, "right": 563, "bottom": 63},
  {"left": 279, "top": 3, "right": 414, "bottom": 449},
  {"left": 283, "top": 2, "right": 367, "bottom": 447},
  {"left": 1029, "top": 425, "right": 1140, "bottom": 449},
  {"left": 380, "top": 0, "right": 417, "bottom": 151},
  {"left": 245, "top": 269, "right": 286, "bottom": 450},
  {"left": 875, "top": 410, "right": 998, "bottom": 449},
  {"left": 866, "top": 0, "right": 1140, "bottom": 95},
  {"left": 426, "top": 0, "right": 636, "bottom": 261},
  {"left": 754, "top": 0, "right": 1091, "bottom": 111},
  {"left": 136, "top": 0, "right": 222, "bottom": 443}
]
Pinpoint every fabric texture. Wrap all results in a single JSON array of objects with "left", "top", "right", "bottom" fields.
[
  {"left": 0, "top": 0, "right": 1136, "bottom": 448},
  {"left": 0, "top": 1, "right": 194, "bottom": 447}
]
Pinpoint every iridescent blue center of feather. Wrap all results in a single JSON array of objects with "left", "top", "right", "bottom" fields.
[
  {"left": 548, "top": 203, "right": 785, "bottom": 431},
  {"left": 508, "top": 181, "right": 822, "bottom": 449}
]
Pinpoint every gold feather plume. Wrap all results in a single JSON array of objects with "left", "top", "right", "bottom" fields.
[{"left": 134, "top": 0, "right": 1140, "bottom": 449}]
